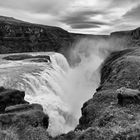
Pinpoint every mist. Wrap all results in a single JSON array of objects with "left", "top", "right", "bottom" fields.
[{"left": 61, "top": 37, "right": 126, "bottom": 120}]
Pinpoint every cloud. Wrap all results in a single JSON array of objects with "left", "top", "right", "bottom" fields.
[
  {"left": 110, "top": 0, "right": 139, "bottom": 7},
  {"left": 0, "top": 0, "right": 74, "bottom": 14},
  {"left": 0, "top": 0, "right": 140, "bottom": 34},
  {"left": 123, "top": 5, "right": 140, "bottom": 21},
  {"left": 71, "top": 23, "right": 100, "bottom": 29},
  {"left": 60, "top": 10, "right": 109, "bottom": 29}
]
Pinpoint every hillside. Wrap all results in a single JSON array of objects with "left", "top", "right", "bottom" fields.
[{"left": 0, "top": 16, "right": 75, "bottom": 55}]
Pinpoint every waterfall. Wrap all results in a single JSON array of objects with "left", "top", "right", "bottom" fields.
[
  {"left": 0, "top": 53, "right": 76, "bottom": 136},
  {"left": 21, "top": 53, "right": 76, "bottom": 136},
  {"left": 0, "top": 40, "right": 106, "bottom": 136}
]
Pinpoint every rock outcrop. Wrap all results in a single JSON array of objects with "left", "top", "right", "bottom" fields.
[
  {"left": 117, "top": 87, "right": 140, "bottom": 106},
  {"left": 0, "top": 87, "right": 28, "bottom": 112},
  {"left": 3, "top": 54, "right": 51, "bottom": 62},
  {"left": 0, "top": 87, "right": 49, "bottom": 140}
]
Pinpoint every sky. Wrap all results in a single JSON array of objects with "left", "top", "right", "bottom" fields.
[{"left": 0, "top": 0, "right": 140, "bottom": 34}]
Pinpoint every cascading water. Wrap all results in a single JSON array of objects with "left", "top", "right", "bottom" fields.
[
  {"left": 0, "top": 38, "right": 113, "bottom": 136},
  {"left": 0, "top": 53, "right": 76, "bottom": 136}
]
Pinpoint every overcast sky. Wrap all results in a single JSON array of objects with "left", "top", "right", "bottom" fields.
[{"left": 0, "top": 0, "right": 140, "bottom": 34}]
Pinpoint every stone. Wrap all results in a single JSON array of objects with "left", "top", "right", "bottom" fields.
[
  {"left": 117, "top": 87, "right": 140, "bottom": 106},
  {"left": 0, "top": 87, "right": 28, "bottom": 112}
]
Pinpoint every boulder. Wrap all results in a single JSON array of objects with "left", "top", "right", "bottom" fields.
[
  {"left": 0, "top": 87, "right": 28, "bottom": 112},
  {"left": 0, "top": 109, "right": 49, "bottom": 129},
  {"left": 0, "top": 87, "right": 49, "bottom": 140},
  {"left": 117, "top": 87, "right": 140, "bottom": 106}
]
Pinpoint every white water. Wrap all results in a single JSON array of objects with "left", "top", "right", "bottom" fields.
[{"left": 0, "top": 38, "right": 115, "bottom": 136}]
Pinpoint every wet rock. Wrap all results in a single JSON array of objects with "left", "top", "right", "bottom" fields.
[
  {"left": 0, "top": 87, "right": 28, "bottom": 112},
  {"left": 0, "top": 87, "right": 49, "bottom": 140},
  {"left": 3, "top": 54, "right": 33, "bottom": 60},
  {"left": 3, "top": 54, "right": 51, "bottom": 62},
  {"left": 31, "top": 57, "right": 50, "bottom": 63}
]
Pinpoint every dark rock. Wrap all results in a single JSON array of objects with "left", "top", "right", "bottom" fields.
[
  {"left": 19, "top": 126, "right": 50, "bottom": 140},
  {"left": 3, "top": 54, "right": 34, "bottom": 60},
  {"left": 31, "top": 58, "right": 50, "bottom": 63},
  {"left": 117, "top": 87, "right": 140, "bottom": 106},
  {"left": 0, "top": 87, "right": 28, "bottom": 112},
  {"left": 3, "top": 54, "right": 51, "bottom": 62},
  {"left": 96, "top": 85, "right": 103, "bottom": 92},
  {"left": 98, "top": 113, "right": 114, "bottom": 127},
  {"left": 0, "top": 87, "right": 49, "bottom": 140},
  {"left": 0, "top": 109, "right": 49, "bottom": 129}
]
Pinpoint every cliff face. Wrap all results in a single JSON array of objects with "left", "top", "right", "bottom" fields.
[{"left": 0, "top": 16, "right": 74, "bottom": 55}]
